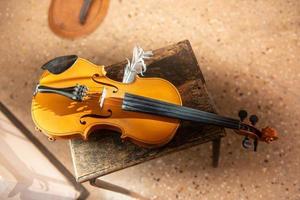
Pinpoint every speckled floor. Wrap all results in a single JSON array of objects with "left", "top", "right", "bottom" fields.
[{"left": 0, "top": 0, "right": 299, "bottom": 199}]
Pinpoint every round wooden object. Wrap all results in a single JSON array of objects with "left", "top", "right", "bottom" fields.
[{"left": 48, "top": 0, "right": 109, "bottom": 39}]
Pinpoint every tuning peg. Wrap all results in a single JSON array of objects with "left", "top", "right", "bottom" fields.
[
  {"left": 238, "top": 110, "right": 248, "bottom": 121},
  {"left": 249, "top": 115, "right": 259, "bottom": 126},
  {"left": 242, "top": 136, "right": 252, "bottom": 149}
]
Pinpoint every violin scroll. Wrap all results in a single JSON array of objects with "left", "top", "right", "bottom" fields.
[
  {"left": 261, "top": 126, "right": 278, "bottom": 143},
  {"left": 237, "top": 110, "right": 278, "bottom": 151}
]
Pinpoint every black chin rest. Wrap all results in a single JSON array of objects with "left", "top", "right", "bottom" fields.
[{"left": 41, "top": 55, "right": 78, "bottom": 74}]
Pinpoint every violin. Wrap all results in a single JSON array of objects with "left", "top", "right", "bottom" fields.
[{"left": 31, "top": 56, "right": 278, "bottom": 150}]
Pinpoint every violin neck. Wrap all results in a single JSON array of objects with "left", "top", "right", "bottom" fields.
[{"left": 122, "top": 93, "right": 242, "bottom": 130}]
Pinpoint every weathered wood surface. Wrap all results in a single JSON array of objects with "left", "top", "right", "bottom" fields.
[{"left": 70, "top": 40, "right": 226, "bottom": 183}]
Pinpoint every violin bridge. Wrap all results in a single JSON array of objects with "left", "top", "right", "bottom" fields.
[{"left": 99, "top": 87, "right": 107, "bottom": 108}]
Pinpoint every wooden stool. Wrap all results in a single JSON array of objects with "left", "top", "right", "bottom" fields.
[{"left": 70, "top": 40, "right": 225, "bottom": 198}]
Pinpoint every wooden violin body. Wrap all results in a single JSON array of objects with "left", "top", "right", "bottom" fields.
[
  {"left": 32, "top": 56, "right": 278, "bottom": 150},
  {"left": 32, "top": 58, "right": 182, "bottom": 147}
]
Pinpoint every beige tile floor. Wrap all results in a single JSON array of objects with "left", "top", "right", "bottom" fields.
[{"left": 0, "top": 0, "right": 299, "bottom": 199}]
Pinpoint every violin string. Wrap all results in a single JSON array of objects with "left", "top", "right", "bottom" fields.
[
  {"left": 123, "top": 102, "right": 240, "bottom": 130},
  {"left": 78, "top": 94, "right": 241, "bottom": 130},
  {"left": 75, "top": 99, "right": 240, "bottom": 129},
  {"left": 70, "top": 98, "right": 248, "bottom": 135},
  {"left": 122, "top": 93, "right": 241, "bottom": 129},
  {"left": 66, "top": 84, "right": 242, "bottom": 129}
]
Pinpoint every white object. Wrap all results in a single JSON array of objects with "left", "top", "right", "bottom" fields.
[
  {"left": 99, "top": 87, "right": 107, "bottom": 108},
  {"left": 122, "top": 46, "right": 153, "bottom": 83}
]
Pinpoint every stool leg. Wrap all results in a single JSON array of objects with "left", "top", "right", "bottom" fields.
[
  {"left": 212, "top": 138, "right": 221, "bottom": 168},
  {"left": 90, "top": 178, "right": 149, "bottom": 200}
]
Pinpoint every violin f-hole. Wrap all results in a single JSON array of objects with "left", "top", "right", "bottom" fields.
[
  {"left": 91, "top": 74, "right": 119, "bottom": 93},
  {"left": 79, "top": 109, "right": 113, "bottom": 125}
]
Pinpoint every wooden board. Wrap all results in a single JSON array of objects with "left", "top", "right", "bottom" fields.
[{"left": 70, "top": 40, "right": 226, "bottom": 182}]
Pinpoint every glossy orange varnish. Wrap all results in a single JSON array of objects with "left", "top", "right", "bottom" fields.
[{"left": 31, "top": 58, "right": 182, "bottom": 147}]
